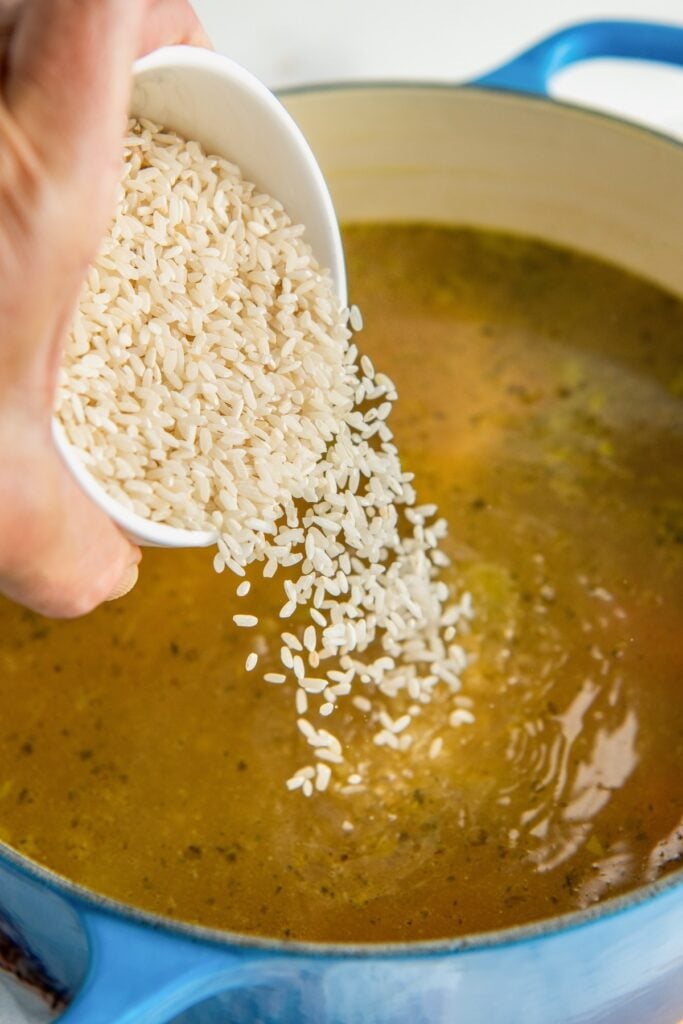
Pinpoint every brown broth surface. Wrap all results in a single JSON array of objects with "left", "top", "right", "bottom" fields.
[{"left": 0, "top": 226, "right": 682, "bottom": 942}]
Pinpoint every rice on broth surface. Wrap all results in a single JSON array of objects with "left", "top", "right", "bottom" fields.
[{"left": 56, "top": 118, "right": 474, "bottom": 794}]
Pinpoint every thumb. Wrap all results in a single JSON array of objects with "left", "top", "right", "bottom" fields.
[{"left": 0, "top": 435, "right": 142, "bottom": 618}]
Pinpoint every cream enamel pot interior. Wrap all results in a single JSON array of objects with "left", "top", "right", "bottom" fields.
[{"left": 0, "top": 19, "right": 681, "bottom": 1024}]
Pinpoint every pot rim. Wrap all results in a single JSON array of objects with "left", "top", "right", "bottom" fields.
[
  {"left": 5, "top": 76, "right": 681, "bottom": 962},
  {"left": 279, "top": 77, "right": 683, "bottom": 159},
  {"left": 1, "top": 838, "right": 681, "bottom": 958}
]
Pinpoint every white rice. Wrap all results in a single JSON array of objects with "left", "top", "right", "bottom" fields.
[
  {"left": 233, "top": 614, "right": 258, "bottom": 629},
  {"left": 57, "top": 118, "right": 475, "bottom": 795},
  {"left": 449, "top": 708, "right": 476, "bottom": 727},
  {"left": 265, "top": 673, "right": 286, "bottom": 685},
  {"left": 349, "top": 304, "right": 364, "bottom": 332},
  {"left": 428, "top": 736, "right": 443, "bottom": 759}
]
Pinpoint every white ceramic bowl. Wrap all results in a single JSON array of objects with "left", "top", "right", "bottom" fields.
[{"left": 52, "top": 46, "right": 347, "bottom": 549}]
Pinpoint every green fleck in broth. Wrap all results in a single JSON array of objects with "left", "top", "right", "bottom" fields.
[{"left": 0, "top": 226, "right": 681, "bottom": 941}]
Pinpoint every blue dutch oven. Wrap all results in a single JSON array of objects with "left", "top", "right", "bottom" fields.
[{"left": 1, "top": 19, "right": 683, "bottom": 1024}]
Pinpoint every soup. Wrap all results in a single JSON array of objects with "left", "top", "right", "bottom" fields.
[{"left": 0, "top": 226, "right": 681, "bottom": 942}]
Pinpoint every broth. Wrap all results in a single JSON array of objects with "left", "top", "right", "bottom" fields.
[{"left": 0, "top": 226, "right": 681, "bottom": 941}]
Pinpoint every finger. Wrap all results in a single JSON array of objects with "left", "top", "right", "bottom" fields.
[
  {"left": 0, "top": 438, "right": 142, "bottom": 618},
  {"left": 4, "top": 0, "right": 144, "bottom": 186},
  {"left": 138, "top": 0, "right": 212, "bottom": 55}
]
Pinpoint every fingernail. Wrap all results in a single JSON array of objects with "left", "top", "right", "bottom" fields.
[{"left": 106, "top": 564, "right": 139, "bottom": 602}]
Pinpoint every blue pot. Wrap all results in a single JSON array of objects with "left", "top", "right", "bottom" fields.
[{"left": 2, "top": 20, "right": 683, "bottom": 1024}]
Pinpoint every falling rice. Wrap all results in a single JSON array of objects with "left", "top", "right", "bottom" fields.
[
  {"left": 233, "top": 615, "right": 258, "bottom": 629},
  {"left": 57, "top": 118, "right": 475, "bottom": 795}
]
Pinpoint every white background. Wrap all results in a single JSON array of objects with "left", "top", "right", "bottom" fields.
[
  {"left": 194, "top": 0, "right": 683, "bottom": 136},
  {"left": 2, "top": 1, "right": 682, "bottom": 1021}
]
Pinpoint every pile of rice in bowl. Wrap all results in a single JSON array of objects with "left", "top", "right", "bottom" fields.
[{"left": 56, "top": 118, "right": 475, "bottom": 796}]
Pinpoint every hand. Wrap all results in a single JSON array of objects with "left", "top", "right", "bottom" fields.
[{"left": 0, "top": 0, "right": 210, "bottom": 618}]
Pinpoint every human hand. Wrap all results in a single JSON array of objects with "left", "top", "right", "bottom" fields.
[{"left": 0, "top": 0, "right": 209, "bottom": 617}]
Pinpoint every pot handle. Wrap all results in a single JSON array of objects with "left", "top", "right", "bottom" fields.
[
  {"left": 473, "top": 19, "right": 683, "bottom": 97},
  {"left": 57, "top": 904, "right": 268, "bottom": 1024}
]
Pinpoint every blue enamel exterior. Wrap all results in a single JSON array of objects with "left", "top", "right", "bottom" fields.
[
  {"left": 0, "top": 19, "right": 681, "bottom": 1024},
  {"left": 1, "top": 842, "right": 681, "bottom": 1024}
]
